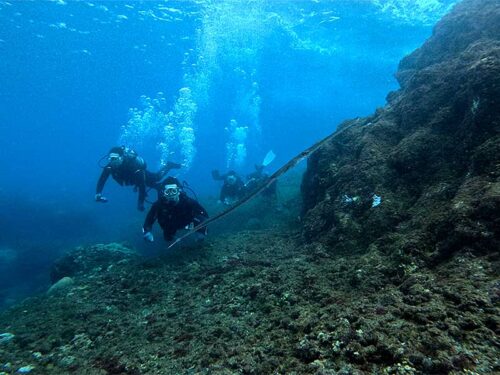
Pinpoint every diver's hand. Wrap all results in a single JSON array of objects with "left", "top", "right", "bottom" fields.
[
  {"left": 95, "top": 193, "right": 108, "bottom": 203},
  {"left": 137, "top": 203, "right": 145, "bottom": 211},
  {"left": 194, "top": 232, "right": 206, "bottom": 243},
  {"left": 143, "top": 231, "right": 154, "bottom": 242}
]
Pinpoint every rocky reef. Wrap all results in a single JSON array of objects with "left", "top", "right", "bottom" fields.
[
  {"left": 0, "top": 0, "right": 499, "bottom": 374},
  {"left": 302, "top": 0, "right": 499, "bottom": 265}
]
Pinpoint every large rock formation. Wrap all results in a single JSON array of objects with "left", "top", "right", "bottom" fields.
[{"left": 301, "top": 0, "right": 499, "bottom": 265}]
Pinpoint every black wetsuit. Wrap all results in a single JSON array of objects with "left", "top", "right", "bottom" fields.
[
  {"left": 143, "top": 194, "right": 208, "bottom": 241},
  {"left": 212, "top": 170, "right": 246, "bottom": 203},
  {"left": 96, "top": 155, "right": 164, "bottom": 208},
  {"left": 246, "top": 169, "right": 277, "bottom": 198},
  {"left": 220, "top": 178, "right": 246, "bottom": 203}
]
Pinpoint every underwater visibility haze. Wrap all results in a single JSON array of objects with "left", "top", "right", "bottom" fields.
[
  {"left": 0, "top": 0, "right": 456, "bottom": 303},
  {"left": 1, "top": 0, "right": 499, "bottom": 373}
]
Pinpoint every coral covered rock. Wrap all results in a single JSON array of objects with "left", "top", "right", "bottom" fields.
[
  {"left": 301, "top": 0, "right": 500, "bottom": 264},
  {"left": 49, "top": 243, "right": 138, "bottom": 283}
]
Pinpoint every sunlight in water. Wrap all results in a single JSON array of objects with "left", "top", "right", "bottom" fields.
[{"left": 117, "top": 0, "right": 456, "bottom": 171}]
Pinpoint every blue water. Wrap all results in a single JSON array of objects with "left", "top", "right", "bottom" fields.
[{"left": 0, "top": 0, "right": 456, "bottom": 307}]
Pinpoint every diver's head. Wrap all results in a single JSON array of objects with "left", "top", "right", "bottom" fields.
[
  {"left": 162, "top": 177, "right": 181, "bottom": 204},
  {"left": 226, "top": 172, "right": 238, "bottom": 185},
  {"left": 108, "top": 152, "right": 123, "bottom": 168},
  {"left": 107, "top": 146, "right": 125, "bottom": 167}
]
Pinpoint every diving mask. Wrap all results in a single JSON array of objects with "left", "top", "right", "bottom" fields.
[
  {"left": 163, "top": 184, "right": 180, "bottom": 202},
  {"left": 226, "top": 175, "right": 237, "bottom": 185},
  {"left": 108, "top": 153, "right": 123, "bottom": 167}
]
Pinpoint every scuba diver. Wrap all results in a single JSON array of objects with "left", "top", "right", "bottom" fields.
[
  {"left": 142, "top": 177, "right": 208, "bottom": 243},
  {"left": 211, "top": 169, "right": 246, "bottom": 205},
  {"left": 245, "top": 163, "right": 278, "bottom": 201},
  {"left": 95, "top": 146, "right": 181, "bottom": 211}
]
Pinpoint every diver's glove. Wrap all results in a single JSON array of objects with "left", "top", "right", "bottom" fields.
[
  {"left": 143, "top": 231, "right": 154, "bottom": 242},
  {"left": 166, "top": 161, "right": 182, "bottom": 169},
  {"left": 158, "top": 162, "right": 182, "bottom": 179},
  {"left": 95, "top": 193, "right": 108, "bottom": 203},
  {"left": 137, "top": 202, "right": 145, "bottom": 212}
]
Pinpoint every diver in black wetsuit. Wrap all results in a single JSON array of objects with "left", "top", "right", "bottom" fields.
[
  {"left": 95, "top": 146, "right": 181, "bottom": 211},
  {"left": 245, "top": 164, "right": 277, "bottom": 200},
  {"left": 211, "top": 169, "right": 246, "bottom": 205},
  {"left": 142, "top": 177, "right": 208, "bottom": 242}
]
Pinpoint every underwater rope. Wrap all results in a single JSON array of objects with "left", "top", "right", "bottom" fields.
[{"left": 168, "top": 120, "right": 364, "bottom": 249}]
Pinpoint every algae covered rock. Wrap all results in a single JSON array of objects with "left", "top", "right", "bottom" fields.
[
  {"left": 50, "top": 243, "right": 138, "bottom": 283},
  {"left": 301, "top": 0, "right": 500, "bottom": 264},
  {"left": 47, "top": 276, "right": 74, "bottom": 295},
  {"left": 297, "top": 2, "right": 500, "bottom": 373},
  {"left": 0, "top": 332, "right": 15, "bottom": 345}
]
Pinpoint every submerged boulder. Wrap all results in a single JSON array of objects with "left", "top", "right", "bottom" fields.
[
  {"left": 47, "top": 276, "right": 74, "bottom": 295},
  {"left": 301, "top": 0, "right": 500, "bottom": 264},
  {"left": 50, "top": 243, "right": 138, "bottom": 283}
]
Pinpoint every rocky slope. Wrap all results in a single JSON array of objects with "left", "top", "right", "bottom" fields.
[{"left": 301, "top": 0, "right": 499, "bottom": 265}]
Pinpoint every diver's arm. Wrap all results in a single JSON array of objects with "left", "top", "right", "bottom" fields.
[
  {"left": 136, "top": 170, "right": 147, "bottom": 211},
  {"left": 219, "top": 186, "right": 226, "bottom": 202},
  {"left": 143, "top": 202, "right": 159, "bottom": 233},
  {"left": 96, "top": 167, "right": 111, "bottom": 194},
  {"left": 95, "top": 167, "right": 112, "bottom": 202},
  {"left": 191, "top": 200, "right": 209, "bottom": 235},
  {"left": 193, "top": 201, "right": 208, "bottom": 220},
  {"left": 154, "top": 161, "right": 182, "bottom": 183},
  {"left": 142, "top": 202, "right": 158, "bottom": 242},
  {"left": 162, "top": 161, "right": 182, "bottom": 174}
]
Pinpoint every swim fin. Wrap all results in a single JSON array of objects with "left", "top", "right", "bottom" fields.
[{"left": 262, "top": 150, "right": 276, "bottom": 167}]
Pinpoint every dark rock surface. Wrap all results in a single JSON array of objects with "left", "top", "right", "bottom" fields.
[
  {"left": 0, "top": 232, "right": 498, "bottom": 374},
  {"left": 49, "top": 243, "right": 139, "bottom": 284},
  {"left": 0, "top": 1, "right": 499, "bottom": 374},
  {"left": 301, "top": 0, "right": 499, "bottom": 266}
]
